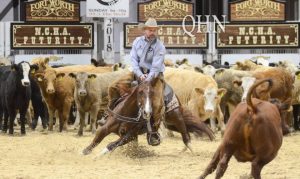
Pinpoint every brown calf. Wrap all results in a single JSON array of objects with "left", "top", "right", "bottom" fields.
[
  {"left": 35, "top": 68, "right": 75, "bottom": 131},
  {"left": 199, "top": 79, "right": 288, "bottom": 179}
]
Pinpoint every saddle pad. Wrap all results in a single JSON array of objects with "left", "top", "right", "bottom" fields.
[{"left": 165, "top": 93, "right": 180, "bottom": 113}]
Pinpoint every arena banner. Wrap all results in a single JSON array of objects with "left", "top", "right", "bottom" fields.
[
  {"left": 11, "top": 23, "right": 94, "bottom": 49},
  {"left": 138, "top": 0, "right": 194, "bottom": 22},
  {"left": 86, "top": 0, "right": 129, "bottom": 18},
  {"left": 216, "top": 23, "right": 299, "bottom": 48},
  {"left": 229, "top": 0, "right": 286, "bottom": 22},
  {"left": 25, "top": 0, "right": 80, "bottom": 22},
  {"left": 124, "top": 23, "right": 208, "bottom": 49}
]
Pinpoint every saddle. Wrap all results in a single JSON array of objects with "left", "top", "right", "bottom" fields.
[{"left": 164, "top": 83, "right": 174, "bottom": 105}]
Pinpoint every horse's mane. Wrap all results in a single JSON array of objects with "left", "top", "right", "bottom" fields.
[{"left": 114, "top": 85, "right": 139, "bottom": 113}]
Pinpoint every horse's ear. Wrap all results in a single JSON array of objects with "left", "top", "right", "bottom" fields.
[
  {"left": 150, "top": 75, "right": 165, "bottom": 86},
  {"left": 150, "top": 77, "right": 160, "bottom": 86}
]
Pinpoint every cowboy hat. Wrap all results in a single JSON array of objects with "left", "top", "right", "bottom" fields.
[{"left": 138, "top": 18, "right": 159, "bottom": 30}]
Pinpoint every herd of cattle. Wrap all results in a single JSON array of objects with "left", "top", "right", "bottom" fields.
[
  {"left": 166, "top": 58, "right": 300, "bottom": 133},
  {"left": 0, "top": 56, "right": 299, "bottom": 178}
]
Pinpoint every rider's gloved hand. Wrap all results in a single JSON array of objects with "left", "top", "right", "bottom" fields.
[{"left": 139, "top": 74, "right": 148, "bottom": 81}]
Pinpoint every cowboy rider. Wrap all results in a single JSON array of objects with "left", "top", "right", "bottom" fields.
[{"left": 107, "top": 18, "right": 165, "bottom": 146}]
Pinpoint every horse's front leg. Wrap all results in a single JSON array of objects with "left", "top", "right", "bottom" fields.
[
  {"left": 99, "top": 124, "right": 142, "bottom": 156},
  {"left": 82, "top": 117, "right": 119, "bottom": 155}
]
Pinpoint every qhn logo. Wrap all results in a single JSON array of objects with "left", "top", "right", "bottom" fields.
[{"left": 182, "top": 15, "right": 227, "bottom": 37}]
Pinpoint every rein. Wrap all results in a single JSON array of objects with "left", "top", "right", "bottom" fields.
[
  {"left": 107, "top": 105, "right": 146, "bottom": 123},
  {"left": 107, "top": 82, "right": 147, "bottom": 124}
]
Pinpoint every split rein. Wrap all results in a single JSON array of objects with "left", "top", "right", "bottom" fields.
[
  {"left": 106, "top": 82, "right": 147, "bottom": 124},
  {"left": 107, "top": 105, "right": 145, "bottom": 123}
]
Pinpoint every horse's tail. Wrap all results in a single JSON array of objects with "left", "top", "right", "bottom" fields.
[{"left": 181, "top": 107, "right": 215, "bottom": 141}]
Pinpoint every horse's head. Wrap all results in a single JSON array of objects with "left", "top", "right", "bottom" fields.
[{"left": 137, "top": 77, "right": 165, "bottom": 121}]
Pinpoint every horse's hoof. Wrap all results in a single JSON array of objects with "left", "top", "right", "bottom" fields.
[
  {"left": 180, "top": 147, "right": 188, "bottom": 153},
  {"left": 100, "top": 147, "right": 110, "bottom": 156},
  {"left": 82, "top": 148, "right": 92, "bottom": 155},
  {"left": 93, "top": 148, "right": 110, "bottom": 160},
  {"left": 187, "top": 143, "right": 194, "bottom": 154}
]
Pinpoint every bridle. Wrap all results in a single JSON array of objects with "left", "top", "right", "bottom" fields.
[
  {"left": 107, "top": 105, "right": 145, "bottom": 123},
  {"left": 107, "top": 82, "right": 147, "bottom": 124}
]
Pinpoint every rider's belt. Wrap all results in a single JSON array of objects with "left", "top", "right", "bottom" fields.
[{"left": 140, "top": 67, "right": 150, "bottom": 74}]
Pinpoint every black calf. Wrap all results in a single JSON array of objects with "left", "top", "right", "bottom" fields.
[
  {"left": 0, "top": 66, "right": 11, "bottom": 130},
  {"left": 1, "top": 62, "right": 38, "bottom": 135},
  {"left": 30, "top": 77, "right": 48, "bottom": 130}
]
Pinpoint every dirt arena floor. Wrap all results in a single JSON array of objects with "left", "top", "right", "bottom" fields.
[{"left": 0, "top": 125, "right": 299, "bottom": 179}]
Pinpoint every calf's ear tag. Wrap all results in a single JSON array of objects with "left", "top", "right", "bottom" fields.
[
  {"left": 297, "top": 74, "right": 300, "bottom": 80},
  {"left": 220, "top": 92, "right": 224, "bottom": 97},
  {"left": 31, "top": 69, "right": 35, "bottom": 74}
]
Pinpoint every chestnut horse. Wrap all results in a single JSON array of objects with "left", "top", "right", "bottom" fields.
[{"left": 82, "top": 77, "right": 214, "bottom": 156}]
